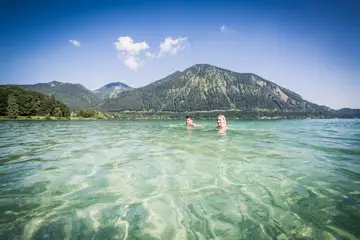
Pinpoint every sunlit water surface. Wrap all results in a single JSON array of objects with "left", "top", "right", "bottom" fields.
[{"left": 1, "top": 119, "right": 360, "bottom": 240}]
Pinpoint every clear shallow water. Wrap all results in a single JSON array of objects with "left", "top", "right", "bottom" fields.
[{"left": 0, "top": 119, "right": 359, "bottom": 240}]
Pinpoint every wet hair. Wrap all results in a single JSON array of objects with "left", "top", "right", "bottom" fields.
[
  {"left": 217, "top": 114, "right": 226, "bottom": 123},
  {"left": 185, "top": 115, "right": 193, "bottom": 120}
]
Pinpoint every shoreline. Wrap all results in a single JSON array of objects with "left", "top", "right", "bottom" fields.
[
  {"left": 0, "top": 116, "right": 99, "bottom": 121},
  {"left": 0, "top": 115, "right": 358, "bottom": 121}
]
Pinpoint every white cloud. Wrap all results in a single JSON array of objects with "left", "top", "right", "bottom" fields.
[
  {"left": 158, "top": 37, "right": 189, "bottom": 57},
  {"left": 145, "top": 51, "right": 156, "bottom": 59},
  {"left": 113, "top": 36, "right": 189, "bottom": 70},
  {"left": 114, "top": 36, "right": 149, "bottom": 70},
  {"left": 69, "top": 40, "right": 81, "bottom": 47},
  {"left": 220, "top": 25, "right": 236, "bottom": 34}
]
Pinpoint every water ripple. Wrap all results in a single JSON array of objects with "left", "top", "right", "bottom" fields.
[{"left": 0, "top": 119, "right": 359, "bottom": 239}]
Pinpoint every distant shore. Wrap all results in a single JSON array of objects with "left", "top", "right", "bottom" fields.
[
  {"left": 1, "top": 114, "right": 357, "bottom": 121},
  {"left": 0, "top": 116, "right": 101, "bottom": 121}
]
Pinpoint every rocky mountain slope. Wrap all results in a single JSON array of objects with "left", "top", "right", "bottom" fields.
[
  {"left": 93, "top": 82, "right": 132, "bottom": 100},
  {"left": 10, "top": 81, "right": 101, "bottom": 110},
  {"left": 100, "top": 64, "right": 332, "bottom": 115}
]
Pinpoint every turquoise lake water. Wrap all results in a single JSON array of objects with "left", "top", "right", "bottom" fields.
[{"left": 0, "top": 119, "right": 360, "bottom": 240}]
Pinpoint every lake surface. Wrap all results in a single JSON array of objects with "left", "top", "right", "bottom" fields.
[{"left": 0, "top": 119, "right": 359, "bottom": 240}]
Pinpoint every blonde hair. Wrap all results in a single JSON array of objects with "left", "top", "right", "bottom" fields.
[{"left": 217, "top": 114, "right": 226, "bottom": 124}]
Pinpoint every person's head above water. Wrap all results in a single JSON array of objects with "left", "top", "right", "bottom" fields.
[
  {"left": 216, "top": 114, "right": 227, "bottom": 129},
  {"left": 185, "top": 115, "right": 194, "bottom": 126},
  {"left": 185, "top": 115, "right": 202, "bottom": 127}
]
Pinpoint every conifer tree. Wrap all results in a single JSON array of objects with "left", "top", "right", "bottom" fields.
[{"left": 7, "top": 95, "right": 19, "bottom": 119}]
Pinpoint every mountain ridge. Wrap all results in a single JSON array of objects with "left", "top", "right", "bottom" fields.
[
  {"left": 102, "top": 81, "right": 131, "bottom": 89},
  {"left": 8, "top": 81, "right": 101, "bottom": 110},
  {"left": 100, "top": 64, "right": 335, "bottom": 116},
  {"left": 4, "top": 64, "right": 359, "bottom": 117},
  {"left": 93, "top": 81, "right": 132, "bottom": 100}
]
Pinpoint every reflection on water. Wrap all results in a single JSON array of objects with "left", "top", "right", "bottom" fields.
[{"left": 0, "top": 119, "right": 360, "bottom": 239}]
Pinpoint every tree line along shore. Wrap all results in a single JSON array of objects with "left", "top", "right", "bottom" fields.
[{"left": 0, "top": 86, "right": 358, "bottom": 120}]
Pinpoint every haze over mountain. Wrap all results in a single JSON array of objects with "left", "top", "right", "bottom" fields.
[{"left": 93, "top": 82, "right": 132, "bottom": 100}]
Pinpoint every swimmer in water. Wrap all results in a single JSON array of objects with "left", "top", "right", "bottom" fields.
[
  {"left": 216, "top": 114, "right": 227, "bottom": 132},
  {"left": 185, "top": 115, "right": 202, "bottom": 127}
]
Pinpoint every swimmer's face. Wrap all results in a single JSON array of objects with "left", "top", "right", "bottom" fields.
[
  {"left": 217, "top": 116, "right": 225, "bottom": 127},
  {"left": 186, "top": 118, "right": 193, "bottom": 126}
]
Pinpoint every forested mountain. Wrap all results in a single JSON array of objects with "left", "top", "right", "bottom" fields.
[
  {"left": 4, "top": 64, "right": 359, "bottom": 119},
  {"left": 93, "top": 82, "right": 132, "bottom": 100},
  {"left": 335, "top": 108, "right": 360, "bottom": 118},
  {"left": 10, "top": 81, "right": 101, "bottom": 110},
  {"left": 100, "top": 64, "right": 332, "bottom": 116},
  {"left": 0, "top": 86, "right": 70, "bottom": 118}
]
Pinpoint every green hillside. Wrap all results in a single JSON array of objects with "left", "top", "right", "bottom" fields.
[
  {"left": 0, "top": 86, "right": 70, "bottom": 118},
  {"left": 100, "top": 64, "right": 333, "bottom": 117},
  {"left": 12, "top": 81, "right": 101, "bottom": 110}
]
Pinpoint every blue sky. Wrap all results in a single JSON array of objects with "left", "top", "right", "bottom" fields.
[{"left": 1, "top": 0, "right": 359, "bottom": 109}]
